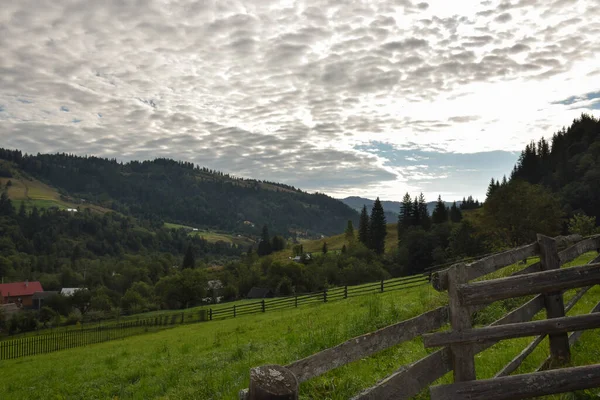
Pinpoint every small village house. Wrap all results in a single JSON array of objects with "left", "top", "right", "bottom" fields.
[
  {"left": 32, "top": 291, "right": 59, "bottom": 310},
  {"left": 246, "top": 287, "right": 275, "bottom": 299},
  {"left": 0, "top": 281, "right": 44, "bottom": 308}
]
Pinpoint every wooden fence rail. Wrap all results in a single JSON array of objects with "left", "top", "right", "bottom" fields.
[{"left": 241, "top": 234, "right": 600, "bottom": 400}]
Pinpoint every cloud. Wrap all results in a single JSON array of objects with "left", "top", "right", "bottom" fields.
[{"left": 0, "top": 0, "right": 598, "bottom": 202}]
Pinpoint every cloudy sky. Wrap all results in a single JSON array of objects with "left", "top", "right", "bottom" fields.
[{"left": 1, "top": 0, "right": 599, "bottom": 202}]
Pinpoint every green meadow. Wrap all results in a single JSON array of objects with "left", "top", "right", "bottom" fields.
[{"left": 1, "top": 253, "right": 599, "bottom": 400}]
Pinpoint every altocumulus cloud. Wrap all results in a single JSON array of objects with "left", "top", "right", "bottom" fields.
[{"left": 0, "top": 0, "right": 599, "bottom": 201}]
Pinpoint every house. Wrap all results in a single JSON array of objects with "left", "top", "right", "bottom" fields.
[
  {"left": 60, "top": 287, "right": 86, "bottom": 296},
  {"left": 32, "top": 291, "right": 59, "bottom": 310},
  {"left": 0, "top": 281, "right": 44, "bottom": 307},
  {"left": 247, "top": 287, "right": 274, "bottom": 299}
]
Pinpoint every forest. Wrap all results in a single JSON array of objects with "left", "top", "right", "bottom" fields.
[{"left": 0, "top": 149, "right": 358, "bottom": 237}]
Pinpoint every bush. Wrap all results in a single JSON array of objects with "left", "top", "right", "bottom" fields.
[{"left": 65, "top": 312, "right": 82, "bottom": 326}]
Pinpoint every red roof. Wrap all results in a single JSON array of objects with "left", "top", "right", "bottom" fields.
[{"left": 0, "top": 281, "right": 43, "bottom": 298}]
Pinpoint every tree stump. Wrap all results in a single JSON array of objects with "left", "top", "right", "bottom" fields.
[{"left": 248, "top": 365, "right": 298, "bottom": 400}]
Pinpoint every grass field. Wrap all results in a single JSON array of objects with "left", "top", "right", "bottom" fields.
[
  {"left": 164, "top": 222, "right": 255, "bottom": 247},
  {"left": 1, "top": 253, "right": 599, "bottom": 399},
  {"left": 272, "top": 223, "right": 400, "bottom": 261},
  {"left": 0, "top": 162, "right": 110, "bottom": 213}
]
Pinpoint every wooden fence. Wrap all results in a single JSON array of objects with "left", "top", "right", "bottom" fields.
[
  {"left": 0, "top": 274, "right": 428, "bottom": 360},
  {"left": 209, "top": 274, "right": 428, "bottom": 321},
  {"left": 240, "top": 234, "right": 600, "bottom": 400}
]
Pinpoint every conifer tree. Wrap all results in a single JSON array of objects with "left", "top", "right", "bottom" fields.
[
  {"left": 344, "top": 220, "right": 355, "bottom": 243},
  {"left": 486, "top": 178, "right": 497, "bottom": 199},
  {"left": 418, "top": 193, "right": 430, "bottom": 229},
  {"left": 399, "top": 192, "right": 413, "bottom": 227},
  {"left": 358, "top": 205, "right": 369, "bottom": 246},
  {"left": 449, "top": 201, "right": 462, "bottom": 223},
  {"left": 322, "top": 241, "right": 328, "bottom": 254},
  {"left": 369, "top": 197, "right": 387, "bottom": 254},
  {"left": 257, "top": 224, "right": 272, "bottom": 256},
  {"left": 432, "top": 195, "right": 448, "bottom": 224},
  {"left": 182, "top": 244, "right": 196, "bottom": 269},
  {"left": 412, "top": 196, "right": 420, "bottom": 227}
]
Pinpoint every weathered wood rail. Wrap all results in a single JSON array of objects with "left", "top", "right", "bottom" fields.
[
  {"left": 424, "top": 234, "right": 600, "bottom": 400},
  {"left": 240, "top": 234, "right": 600, "bottom": 399}
]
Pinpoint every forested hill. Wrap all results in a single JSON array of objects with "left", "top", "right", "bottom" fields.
[
  {"left": 0, "top": 149, "right": 358, "bottom": 237},
  {"left": 499, "top": 114, "right": 600, "bottom": 222}
]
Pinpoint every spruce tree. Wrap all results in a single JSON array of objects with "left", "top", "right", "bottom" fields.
[
  {"left": 344, "top": 220, "right": 355, "bottom": 243},
  {"left": 486, "top": 178, "right": 497, "bottom": 199},
  {"left": 412, "top": 196, "right": 420, "bottom": 227},
  {"left": 322, "top": 241, "right": 328, "bottom": 254},
  {"left": 432, "top": 195, "right": 448, "bottom": 224},
  {"left": 369, "top": 197, "right": 387, "bottom": 254},
  {"left": 358, "top": 205, "right": 369, "bottom": 246},
  {"left": 418, "top": 193, "right": 430, "bottom": 229},
  {"left": 449, "top": 201, "right": 462, "bottom": 223},
  {"left": 182, "top": 244, "right": 195, "bottom": 269},
  {"left": 257, "top": 224, "right": 272, "bottom": 256},
  {"left": 399, "top": 192, "right": 413, "bottom": 227}
]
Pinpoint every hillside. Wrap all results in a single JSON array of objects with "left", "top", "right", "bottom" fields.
[
  {"left": 502, "top": 114, "right": 600, "bottom": 223},
  {"left": 0, "top": 149, "right": 358, "bottom": 237},
  {"left": 273, "top": 222, "right": 400, "bottom": 260},
  {"left": 0, "top": 160, "right": 111, "bottom": 214}
]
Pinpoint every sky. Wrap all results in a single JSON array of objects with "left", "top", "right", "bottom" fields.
[{"left": 1, "top": 0, "right": 599, "bottom": 202}]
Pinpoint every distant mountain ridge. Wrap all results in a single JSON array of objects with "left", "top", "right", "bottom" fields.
[
  {"left": 0, "top": 149, "right": 358, "bottom": 237},
  {"left": 341, "top": 196, "right": 460, "bottom": 219}
]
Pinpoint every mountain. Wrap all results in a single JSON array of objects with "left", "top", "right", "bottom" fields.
[
  {"left": 341, "top": 196, "right": 460, "bottom": 219},
  {"left": 0, "top": 149, "right": 358, "bottom": 237}
]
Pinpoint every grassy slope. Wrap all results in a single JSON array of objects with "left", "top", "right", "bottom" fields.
[
  {"left": 272, "top": 223, "right": 399, "bottom": 261},
  {"left": 164, "top": 222, "right": 255, "bottom": 247},
  {"left": 0, "top": 161, "right": 110, "bottom": 213},
  {"left": 1, "top": 253, "right": 599, "bottom": 399}
]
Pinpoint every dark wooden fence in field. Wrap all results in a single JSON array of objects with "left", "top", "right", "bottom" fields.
[
  {"left": 209, "top": 274, "right": 428, "bottom": 321},
  {"left": 0, "top": 274, "right": 428, "bottom": 360},
  {"left": 240, "top": 234, "right": 600, "bottom": 400}
]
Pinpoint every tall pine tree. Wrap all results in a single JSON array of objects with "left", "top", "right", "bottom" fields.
[
  {"left": 432, "top": 195, "right": 448, "bottom": 224},
  {"left": 369, "top": 197, "right": 387, "bottom": 254},
  {"left": 449, "top": 201, "right": 462, "bottom": 223},
  {"left": 182, "top": 244, "right": 196, "bottom": 269},
  {"left": 257, "top": 224, "right": 272, "bottom": 256},
  {"left": 344, "top": 220, "right": 355, "bottom": 243},
  {"left": 399, "top": 192, "right": 413, "bottom": 227},
  {"left": 358, "top": 205, "right": 370, "bottom": 246},
  {"left": 418, "top": 193, "right": 430, "bottom": 229}
]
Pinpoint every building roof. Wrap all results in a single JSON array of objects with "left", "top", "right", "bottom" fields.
[
  {"left": 0, "top": 281, "right": 43, "bottom": 298},
  {"left": 32, "top": 291, "right": 59, "bottom": 300},
  {"left": 60, "top": 288, "right": 86, "bottom": 296},
  {"left": 247, "top": 287, "right": 274, "bottom": 299}
]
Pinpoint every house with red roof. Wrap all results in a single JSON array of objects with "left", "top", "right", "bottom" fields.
[{"left": 0, "top": 281, "right": 44, "bottom": 308}]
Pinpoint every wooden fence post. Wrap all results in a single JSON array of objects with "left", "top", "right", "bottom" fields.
[
  {"left": 248, "top": 365, "right": 298, "bottom": 400},
  {"left": 209, "top": 308, "right": 213, "bottom": 321},
  {"left": 181, "top": 312, "right": 185, "bottom": 324},
  {"left": 380, "top": 280, "right": 384, "bottom": 293},
  {"left": 323, "top": 289, "right": 327, "bottom": 303},
  {"left": 344, "top": 286, "right": 348, "bottom": 299},
  {"left": 234, "top": 305, "right": 237, "bottom": 318},
  {"left": 448, "top": 263, "right": 476, "bottom": 381},
  {"left": 262, "top": 300, "right": 266, "bottom": 313},
  {"left": 294, "top": 295, "right": 298, "bottom": 308},
  {"left": 537, "top": 234, "right": 570, "bottom": 366}
]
